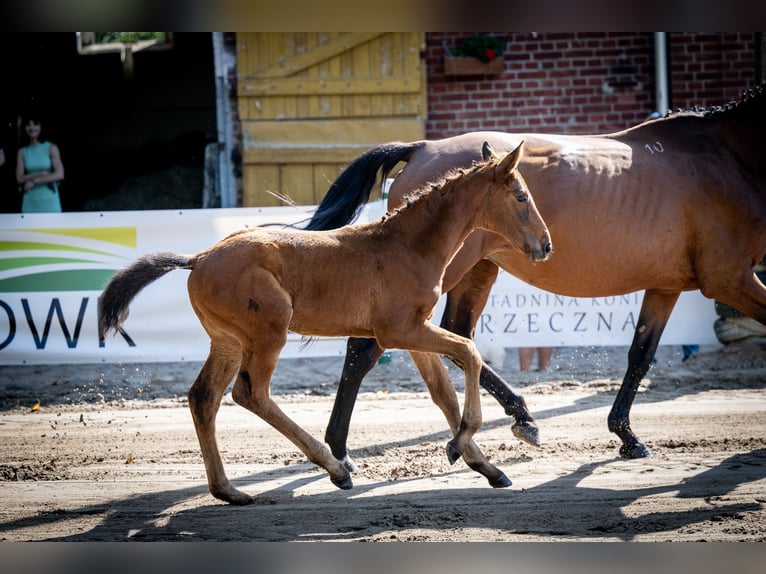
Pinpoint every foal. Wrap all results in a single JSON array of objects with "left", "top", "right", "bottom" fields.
[{"left": 99, "top": 143, "right": 552, "bottom": 505}]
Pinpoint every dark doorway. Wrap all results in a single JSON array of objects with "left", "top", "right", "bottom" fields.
[{"left": 0, "top": 33, "right": 217, "bottom": 213}]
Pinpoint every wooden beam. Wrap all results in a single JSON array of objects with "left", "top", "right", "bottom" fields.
[
  {"left": 246, "top": 32, "right": 386, "bottom": 79},
  {"left": 241, "top": 118, "right": 425, "bottom": 149},
  {"left": 243, "top": 146, "right": 371, "bottom": 164},
  {"left": 239, "top": 75, "right": 421, "bottom": 97}
]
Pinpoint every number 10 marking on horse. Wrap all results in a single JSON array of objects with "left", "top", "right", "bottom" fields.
[{"left": 645, "top": 141, "right": 664, "bottom": 154}]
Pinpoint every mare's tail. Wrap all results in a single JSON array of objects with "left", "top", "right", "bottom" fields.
[
  {"left": 98, "top": 252, "right": 193, "bottom": 342},
  {"left": 305, "top": 142, "right": 421, "bottom": 230}
]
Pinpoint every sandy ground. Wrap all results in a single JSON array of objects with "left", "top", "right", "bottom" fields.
[{"left": 0, "top": 340, "right": 765, "bottom": 542}]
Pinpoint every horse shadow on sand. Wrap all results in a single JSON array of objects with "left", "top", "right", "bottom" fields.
[
  {"left": 1, "top": 348, "right": 763, "bottom": 541},
  {"left": 1, "top": 437, "right": 763, "bottom": 541}
]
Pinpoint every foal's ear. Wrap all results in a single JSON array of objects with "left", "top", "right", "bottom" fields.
[{"left": 495, "top": 141, "right": 524, "bottom": 176}]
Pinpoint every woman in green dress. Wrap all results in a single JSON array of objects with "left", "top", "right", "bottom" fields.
[{"left": 16, "top": 116, "right": 65, "bottom": 213}]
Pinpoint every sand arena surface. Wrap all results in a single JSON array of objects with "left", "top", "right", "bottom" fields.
[{"left": 0, "top": 341, "right": 764, "bottom": 541}]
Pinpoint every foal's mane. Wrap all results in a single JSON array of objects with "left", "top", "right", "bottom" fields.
[{"left": 379, "top": 158, "right": 492, "bottom": 223}]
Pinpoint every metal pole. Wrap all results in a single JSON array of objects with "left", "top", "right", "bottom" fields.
[{"left": 654, "top": 32, "right": 669, "bottom": 115}]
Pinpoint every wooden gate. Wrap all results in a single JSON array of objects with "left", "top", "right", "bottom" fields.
[{"left": 236, "top": 32, "right": 426, "bottom": 206}]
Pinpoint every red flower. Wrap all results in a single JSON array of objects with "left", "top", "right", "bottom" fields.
[{"left": 485, "top": 48, "right": 496, "bottom": 61}]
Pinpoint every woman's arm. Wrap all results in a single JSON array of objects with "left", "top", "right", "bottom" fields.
[
  {"left": 47, "top": 143, "right": 65, "bottom": 182},
  {"left": 16, "top": 148, "right": 28, "bottom": 185}
]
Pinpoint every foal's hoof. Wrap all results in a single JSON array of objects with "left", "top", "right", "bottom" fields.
[
  {"left": 216, "top": 491, "right": 254, "bottom": 506},
  {"left": 512, "top": 420, "right": 541, "bottom": 448},
  {"left": 488, "top": 473, "right": 512, "bottom": 488},
  {"left": 331, "top": 473, "right": 354, "bottom": 490},
  {"left": 446, "top": 440, "right": 462, "bottom": 465},
  {"left": 229, "top": 495, "right": 255, "bottom": 506},
  {"left": 341, "top": 455, "right": 358, "bottom": 473},
  {"left": 619, "top": 441, "right": 652, "bottom": 459}
]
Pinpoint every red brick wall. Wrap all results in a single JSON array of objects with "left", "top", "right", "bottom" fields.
[
  {"left": 425, "top": 32, "right": 758, "bottom": 139},
  {"left": 668, "top": 32, "right": 757, "bottom": 108}
]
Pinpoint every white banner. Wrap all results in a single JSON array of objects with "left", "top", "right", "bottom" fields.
[
  {"left": 1, "top": 204, "right": 718, "bottom": 365},
  {"left": 472, "top": 270, "right": 719, "bottom": 349}
]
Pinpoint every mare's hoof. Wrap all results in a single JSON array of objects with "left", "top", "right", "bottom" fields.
[
  {"left": 512, "top": 421, "right": 541, "bottom": 448},
  {"left": 446, "top": 440, "right": 462, "bottom": 465},
  {"left": 341, "top": 455, "right": 358, "bottom": 473},
  {"left": 331, "top": 473, "right": 354, "bottom": 490},
  {"left": 619, "top": 442, "right": 652, "bottom": 459},
  {"left": 489, "top": 473, "right": 512, "bottom": 488}
]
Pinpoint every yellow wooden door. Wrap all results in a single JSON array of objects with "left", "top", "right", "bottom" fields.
[{"left": 236, "top": 32, "right": 426, "bottom": 206}]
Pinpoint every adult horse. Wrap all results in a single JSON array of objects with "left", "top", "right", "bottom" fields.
[
  {"left": 99, "top": 145, "right": 552, "bottom": 505},
  {"left": 307, "top": 84, "right": 766, "bottom": 470}
]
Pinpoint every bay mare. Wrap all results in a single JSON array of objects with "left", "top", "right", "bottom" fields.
[
  {"left": 307, "top": 84, "right": 766, "bottom": 470},
  {"left": 98, "top": 145, "right": 552, "bottom": 505}
]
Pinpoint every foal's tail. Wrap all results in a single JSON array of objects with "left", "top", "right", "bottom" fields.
[
  {"left": 305, "top": 141, "right": 421, "bottom": 231},
  {"left": 98, "top": 252, "right": 194, "bottom": 342}
]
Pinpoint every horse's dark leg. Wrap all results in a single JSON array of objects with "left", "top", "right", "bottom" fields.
[
  {"left": 324, "top": 336, "right": 385, "bottom": 472},
  {"left": 608, "top": 289, "right": 680, "bottom": 459},
  {"left": 441, "top": 260, "right": 541, "bottom": 447}
]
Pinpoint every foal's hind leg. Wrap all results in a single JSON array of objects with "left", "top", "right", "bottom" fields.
[
  {"left": 187, "top": 340, "right": 248, "bottom": 504},
  {"left": 410, "top": 351, "right": 511, "bottom": 488},
  {"left": 441, "top": 260, "right": 540, "bottom": 447},
  {"left": 232, "top": 343, "right": 352, "bottom": 492}
]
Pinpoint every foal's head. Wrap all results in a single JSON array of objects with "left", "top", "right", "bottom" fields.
[{"left": 479, "top": 142, "right": 552, "bottom": 262}]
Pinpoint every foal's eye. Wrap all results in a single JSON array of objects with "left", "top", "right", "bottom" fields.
[{"left": 516, "top": 193, "right": 528, "bottom": 203}]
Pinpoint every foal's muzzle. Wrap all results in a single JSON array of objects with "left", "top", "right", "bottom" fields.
[{"left": 530, "top": 237, "right": 553, "bottom": 262}]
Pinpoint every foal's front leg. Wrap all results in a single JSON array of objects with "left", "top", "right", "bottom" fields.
[
  {"left": 381, "top": 322, "right": 484, "bottom": 465},
  {"left": 444, "top": 342, "right": 483, "bottom": 465},
  {"left": 410, "top": 351, "right": 511, "bottom": 487},
  {"left": 441, "top": 260, "right": 540, "bottom": 446}
]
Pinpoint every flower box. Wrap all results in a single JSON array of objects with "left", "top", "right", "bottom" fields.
[{"left": 444, "top": 56, "right": 504, "bottom": 76}]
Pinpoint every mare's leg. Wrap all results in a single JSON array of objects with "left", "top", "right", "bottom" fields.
[
  {"left": 324, "top": 337, "right": 385, "bottom": 472},
  {"left": 611, "top": 265, "right": 766, "bottom": 459},
  {"left": 232, "top": 341, "right": 352, "bottom": 492},
  {"left": 410, "top": 350, "right": 511, "bottom": 487},
  {"left": 440, "top": 259, "right": 540, "bottom": 446},
  {"left": 187, "top": 339, "right": 248, "bottom": 504},
  {"left": 608, "top": 289, "right": 680, "bottom": 458}
]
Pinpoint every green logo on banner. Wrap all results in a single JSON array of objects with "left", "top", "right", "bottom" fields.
[{"left": 0, "top": 227, "right": 136, "bottom": 292}]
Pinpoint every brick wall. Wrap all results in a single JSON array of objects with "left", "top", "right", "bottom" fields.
[
  {"left": 425, "top": 32, "right": 758, "bottom": 139},
  {"left": 668, "top": 32, "right": 757, "bottom": 108}
]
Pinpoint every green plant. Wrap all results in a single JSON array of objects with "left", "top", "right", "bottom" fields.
[{"left": 449, "top": 34, "right": 506, "bottom": 63}]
